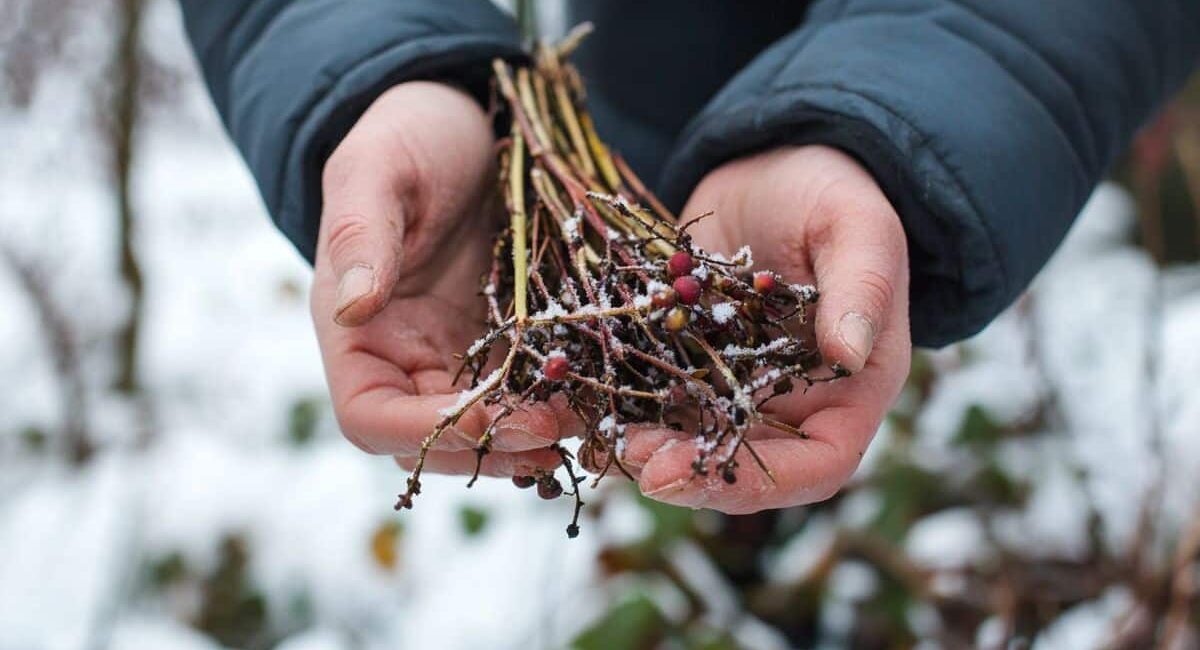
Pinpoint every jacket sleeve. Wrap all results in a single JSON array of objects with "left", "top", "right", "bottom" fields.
[
  {"left": 657, "top": 0, "right": 1200, "bottom": 347},
  {"left": 178, "top": 0, "right": 522, "bottom": 263}
]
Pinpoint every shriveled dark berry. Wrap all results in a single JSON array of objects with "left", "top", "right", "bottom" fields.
[
  {"left": 512, "top": 475, "right": 537, "bottom": 489},
  {"left": 537, "top": 477, "right": 564, "bottom": 499}
]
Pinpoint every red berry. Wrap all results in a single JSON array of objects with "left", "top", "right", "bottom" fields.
[
  {"left": 753, "top": 272, "right": 777, "bottom": 294},
  {"left": 512, "top": 475, "right": 537, "bottom": 489},
  {"left": 667, "top": 251, "right": 695, "bottom": 277},
  {"left": 543, "top": 355, "right": 569, "bottom": 381},
  {"left": 673, "top": 276, "right": 702, "bottom": 305},
  {"left": 651, "top": 288, "right": 677, "bottom": 310},
  {"left": 663, "top": 306, "right": 690, "bottom": 333},
  {"left": 537, "top": 477, "right": 564, "bottom": 499}
]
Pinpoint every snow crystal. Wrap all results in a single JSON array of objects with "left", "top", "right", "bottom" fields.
[
  {"left": 562, "top": 215, "right": 581, "bottom": 239},
  {"left": 465, "top": 336, "right": 490, "bottom": 357},
  {"left": 596, "top": 415, "right": 627, "bottom": 437},
  {"left": 732, "top": 245, "right": 753, "bottom": 267},
  {"left": 531, "top": 299, "right": 568, "bottom": 321},
  {"left": 788, "top": 283, "right": 818, "bottom": 302},
  {"left": 722, "top": 338, "right": 794, "bottom": 359},
  {"left": 438, "top": 367, "right": 503, "bottom": 417},
  {"left": 711, "top": 302, "right": 737, "bottom": 324},
  {"left": 598, "top": 415, "right": 616, "bottom": 434}
]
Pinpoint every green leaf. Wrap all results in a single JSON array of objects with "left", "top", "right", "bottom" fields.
[
  {"left": 149, "top": 551, "right": 188, "bottom": 587},
  {"left": 953, "top": 404, "right": 1002, "bottom": 449},
  {"left": 683, "top": 627, "right": 744, "bottom": 650},
  {"left": 458, "top": 505, "right": 490, "bottom": 538},
  {"left": 286, "top": 397, "right": 323, "bottom": 446},
  {"left": 971, "top": 460, "right": 1029, "bottom": 506},
  {"left": 571, "top": 594, "right": 669, "bottom": 650},
  {"left": 870, "top": 454, "right": 943, "bottom": 542},
  {"left": 19, "top": 425, "right": 47, "bottom": 452},
  {"left": 634, "top": 489, "right": 695, "bottom": 545}
]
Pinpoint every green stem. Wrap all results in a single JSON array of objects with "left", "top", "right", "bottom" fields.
[
  {"left": 516, "top": 0, "right": 538, "bottom": 46},
  {"left": 510, "top": 130, "right": 529, "bottom": 322}
]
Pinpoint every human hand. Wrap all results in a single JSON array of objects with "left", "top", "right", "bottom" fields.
[
  {"left": 311, "top": 82, "right": 576, "bottom": 478},
  {"left": 622, "top": 145, "right": 912, "bottom": 513}
]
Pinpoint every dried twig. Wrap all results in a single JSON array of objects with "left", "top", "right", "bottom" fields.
[{"left": 394, "top": 31, "right": 844, "bottom": 536}]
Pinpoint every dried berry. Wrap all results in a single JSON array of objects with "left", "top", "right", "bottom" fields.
[
  {"left": 722, "top": 465, "right": 738, "bottom": 484},
  {"left": 537, "top": 477, "right": 564, "bottom": 499},
  {"left": 668, "top": 251, "right": 695, "bottom": 277},
  {"left": 512, "top": 475, "right": 537, "bottom": 489},
  {"left": 753, "top": 271, "right": 777, "bottom": 294},
  {"left": 543, "top": 355, "right": 569, "bottom": 381},
  {"left": 651, "top": 288, "right": 677, "bottom": 310},
  {"left": 673, "top": 276, "right": 702, "bottom": 305},
  {"left": 664, "top": 306, "right": 690, "bottom": 332}
]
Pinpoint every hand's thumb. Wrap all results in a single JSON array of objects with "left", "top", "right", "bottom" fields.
[
  {"left": 321, "top": 158, "right": 405, "bottom": 327},
  {"left": 812, "top": 221, "right": 905, "bottom": 374}
]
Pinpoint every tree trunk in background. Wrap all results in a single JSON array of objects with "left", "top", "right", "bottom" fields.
[
  {"left": 0, "top": 247, "right": 92, "bottom": 464},
  {"left": 110, "top": 0, "right": 144, "bottom": 397}
]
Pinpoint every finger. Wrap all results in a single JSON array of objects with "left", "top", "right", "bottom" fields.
[
  {"left": 339, "top": 376, "right": 583, "bottom": 455},
  {"left": 394, "top": 447, "right": 562, "bottom": 479},
  {"left": 617, "top": 426, "right": 690, "bottom": 479},
  {"left": 572, "top": 425, "right": 692, "bottom": 479},
  {"left": 808, "top": 191, "right": 907, "bottom": 374},
  {"left": 634, "top": 325, "right": 912, "bottom": 515},
  {"left": 634, "top": 419, "right": 867, "bottom": 515},
  {"left": 319, "top": 144, "right": 406, "bottom": 327}
]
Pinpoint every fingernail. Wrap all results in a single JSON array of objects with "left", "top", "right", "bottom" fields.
[
  {"left": 837, "top": 312, "right": 875, "bottom": 373},
  {"left": 621, "top": 433, "right": 677, "bottom": 473},
  {"left": 334, "top": 264, "right": 374, "bottom": 324},
  {"left": 644, "top": 476, "right": 692, "bottom": 499},
  {"left": 638, "top": 439, "right": 705, "bottom": 506},
  {"left": 644, "top": 476, "right": 704, "bottom": 508}
]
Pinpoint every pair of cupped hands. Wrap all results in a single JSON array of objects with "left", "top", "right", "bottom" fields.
[{"left": 312, "top": 82, "right": 911, "bottom": 514}]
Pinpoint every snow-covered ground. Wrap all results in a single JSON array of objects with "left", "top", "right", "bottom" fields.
[
  {"left": 2, "top": 1, "right": 1199, "bottom": 649},
  {"left": 0, "top": 3, "right": 611, "bottom": 649}
]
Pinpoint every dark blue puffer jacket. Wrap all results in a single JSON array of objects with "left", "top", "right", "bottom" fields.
[{"left": 178, "top": 0, "right": 1200, "bottom": 347}]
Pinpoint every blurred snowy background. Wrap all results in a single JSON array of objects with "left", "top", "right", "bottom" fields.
[{"left": 2, "top": 1, "right": 1199, "bottom": 649}]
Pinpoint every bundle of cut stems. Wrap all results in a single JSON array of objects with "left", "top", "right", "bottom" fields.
[{"left": 395, "top": 26, "right": 845, "bottom": 537}]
